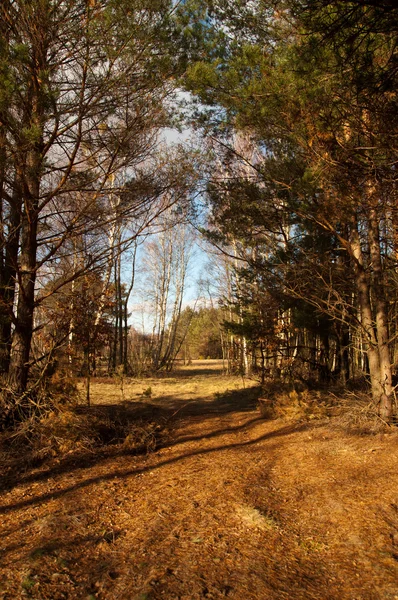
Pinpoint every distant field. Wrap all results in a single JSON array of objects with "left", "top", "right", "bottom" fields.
[{"left": 78, "top": 359, "right": 256, "bottom": 408}]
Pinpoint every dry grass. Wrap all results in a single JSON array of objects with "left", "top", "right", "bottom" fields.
[
  {"left": 258, "top": 380, "right": 396, "bottom": 434},
  {"left": 332, "top": 390, "right": 396, "bottom": 433},
  {"left": 81, "top": 360, "right": 250, "bottom": 408},
  {"left": 259, "top": 388, "right": 330, "bottom": 421},
  {"left": 1, "top": 360, "right": 257, "bottom": 475},
  {"left": 1, "top": 362, "right": 398, "bottom": 600},
  {"left": 0, "top": 372, "right": 78, "bottom": 428},
  {"left": 258, "top": 381, "right": 333, "bottom": 423},
  {"left": 0, "top": 406, "right": 165, "bottom": 480}
]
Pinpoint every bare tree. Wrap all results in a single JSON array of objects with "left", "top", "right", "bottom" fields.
[
  {"left": 141, "top": 213, "right": 195, "bottom": 371},
  {"left": 0, "top": 0, "right": 187, "bottom": 424}
]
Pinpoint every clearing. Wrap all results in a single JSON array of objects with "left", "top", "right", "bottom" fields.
[{"left": 1, "top": 360, "right": 398, "bottom": 600}]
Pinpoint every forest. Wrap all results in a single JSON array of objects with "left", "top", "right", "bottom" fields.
[
  {"left": 1, "top": 0, "right": 397, "bottom": 426},
  {"left": 1, "top": 2, "right": 398, "bottom": 599}
]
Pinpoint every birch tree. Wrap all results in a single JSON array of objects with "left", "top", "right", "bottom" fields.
[
  {"left": 142, "top": 215, "right": 195, "bottom": 372},
  {"left": 0, "top": 0, "right": 189, "bottom": 423}
]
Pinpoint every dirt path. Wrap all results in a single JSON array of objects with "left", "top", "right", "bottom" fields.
[{"left": 1, "top": 365, "right": 398, "bottom": 599}]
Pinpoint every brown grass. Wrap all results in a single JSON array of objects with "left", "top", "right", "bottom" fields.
[
  {"left": 81, "top": 359, "right": 248, "bottom": 406},
  {"left": 332, "top": 390, "right": 396, "bottom": 433},
  {"left": 1, "top": 361, "right": 397, "bottom": 600}
]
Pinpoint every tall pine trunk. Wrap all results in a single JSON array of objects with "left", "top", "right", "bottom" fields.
[
  {"left": 0, "top": 172, "right": 23, "bottom": 374},
  {"left": 368, "top": 206, "right": 393, "bottom": 419},
  {"left": 7, "top": 155, "right": 40, "bottom": 394},
  {"left": 7, "top": 36, "right": 45, "bottom": 397},
  {"left": 351, "top": 218, "right": 393, "bottom": 420}
]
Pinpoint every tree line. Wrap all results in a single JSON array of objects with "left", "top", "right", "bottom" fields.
[
  {"left": 1, "top": 0, "right": 397, "bottom": 424},
  {"left": 182, "top": 0, "right": 398, "bottom": 420},
  {"left": 0, "top": 0, "right": 202, "bottom": 424}
]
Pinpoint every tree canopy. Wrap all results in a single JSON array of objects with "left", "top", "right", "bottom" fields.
[{"left": 1, "top": 0, "right": 397, "bottom": 424}]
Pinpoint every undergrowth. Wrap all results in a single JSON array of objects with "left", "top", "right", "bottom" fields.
[
  {"left": 0, "top": 371, "right": 78, "bottom": 429},
  {"left": 0, "top": 372, "right": 166, "bottom": 473},
  {"left": 332, "top": 391, "right": 397, "bottom": 434},
  {"left": 0, "top": 407, "right": 165, "bottom": 472},
  {"left": 258, "top": 381, "right": 397, "bottom": 434}
]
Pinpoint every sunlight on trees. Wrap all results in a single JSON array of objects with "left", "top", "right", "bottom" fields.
[
  {"left": 183, "top": 0, "right": 398, "bottom": 419},
  {"left": 0, "top": 0, "right": 397, "bottom": 426}
]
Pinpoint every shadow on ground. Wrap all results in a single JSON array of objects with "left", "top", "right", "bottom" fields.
[
  {"left": 0, "top": 386, "right": 264, "bottom": 494},
  {"left": 77, "top": 385, "right": 262, "bottom": 421},
  {"left": 0, "top": 421, "right": 308, "bottom": 516}
]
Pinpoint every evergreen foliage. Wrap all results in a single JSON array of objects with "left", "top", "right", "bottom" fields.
[{"left": 182, "top": 0, "right": 398, "bottom": 417}]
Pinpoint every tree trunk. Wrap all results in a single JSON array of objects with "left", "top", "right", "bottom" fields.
[
  {"left": 7, "top": 202, "right": 38, "bottom": 394},
  {"left": 351, "top": 219, "right": 393, "bottom": 419},
  {"left": 5, "top": 5, "right": 46, "bottom": 401},
  {"left": 117, "top": 254, "right": 124, "bottom": 368},
  {"left": 122, "top": 241, "right": 138, "bottom": 374},
  {"left": 0, "top": 167, "right": 23, "bottom": 375},
  {"left": 368, "top": 205, "right": 393, "bottom": 419}
]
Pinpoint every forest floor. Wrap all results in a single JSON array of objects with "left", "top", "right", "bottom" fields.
[{"left": 1, "top": 360, "right": 398, "bottom": 600}]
